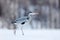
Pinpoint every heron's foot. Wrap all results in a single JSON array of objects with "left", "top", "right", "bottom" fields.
[
  {"left": 14, "top": 30, "right": 16, "bottom": 35},
  {"left": 22, "top": 33, "right": 24, "bottom": 35}
]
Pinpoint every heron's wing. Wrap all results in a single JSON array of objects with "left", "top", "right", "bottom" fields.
[{"left": 15, "top": 17, "right": 28, "bottom": 23}]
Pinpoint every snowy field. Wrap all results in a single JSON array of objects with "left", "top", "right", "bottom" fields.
[{"left": 0, "top": 29, "right": 60, "bottom": 40}]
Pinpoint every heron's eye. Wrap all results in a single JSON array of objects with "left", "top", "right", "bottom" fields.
[
  {"left": 27, "top": 17, "right": 29, "bottom": 20},
  {"left": 29, "top": 11, "right": 32, "bottom": 13}
]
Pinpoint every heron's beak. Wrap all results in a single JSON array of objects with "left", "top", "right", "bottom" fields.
[
  {"left": 32, "top": 13, "right": 39, "bottom": 15},
  {"left": 29, "top": 13, "right": 39, "bottom": 17}
]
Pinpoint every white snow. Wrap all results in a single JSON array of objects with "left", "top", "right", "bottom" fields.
[{"left": 0, "top": 29, "right": 60, "bottom": 40}]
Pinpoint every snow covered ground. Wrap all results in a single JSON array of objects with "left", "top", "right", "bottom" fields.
[{"left": 0, "top": 29, "right": 60, "bottom": 40}]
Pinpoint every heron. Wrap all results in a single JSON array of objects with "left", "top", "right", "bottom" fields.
[{"left": 11, "top": 12, "right": 38, "bottom": 35}]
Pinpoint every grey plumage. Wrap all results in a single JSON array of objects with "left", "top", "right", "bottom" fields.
[
  {"left": 15, "top": 17, "right": 29, "bottom": 23},
  {"left": 11, "top": 12, "right": 37, "bottom": 35}
]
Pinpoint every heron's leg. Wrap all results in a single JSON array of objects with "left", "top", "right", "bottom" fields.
[
  {"left": 21, "top": 25, "right": 24, "bottom": 35},
  {"left": 13, "top": 24, "right": 17, "bottom": 35},
  {"left": 14, "top": 29, "right": 16, "bottom": 35}
]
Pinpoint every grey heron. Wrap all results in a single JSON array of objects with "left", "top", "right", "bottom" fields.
[{"left": 11, "top": 12, "right": 38, "bottom": 35}]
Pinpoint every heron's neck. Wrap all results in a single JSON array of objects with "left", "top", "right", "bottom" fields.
[{"left": 28, "top": 15, "right": 32, "bottom": 22}]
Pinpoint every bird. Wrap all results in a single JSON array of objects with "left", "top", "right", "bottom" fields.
[{"left": 11, "top": 12, "right": 38, "bottom": 35}]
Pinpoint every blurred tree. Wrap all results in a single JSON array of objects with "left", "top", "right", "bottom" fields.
[
  {"left": 0, "top": 0, "right": 19, "bottom": 30},
  {"left": 59, "top": 0, "right": 60, "bottom": 9},
  {"left": 0, "top": 4, "right": 2, "bottom": 16},
  {"left": 30, "top": 0, "right": 37, "bottom": 5}
]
